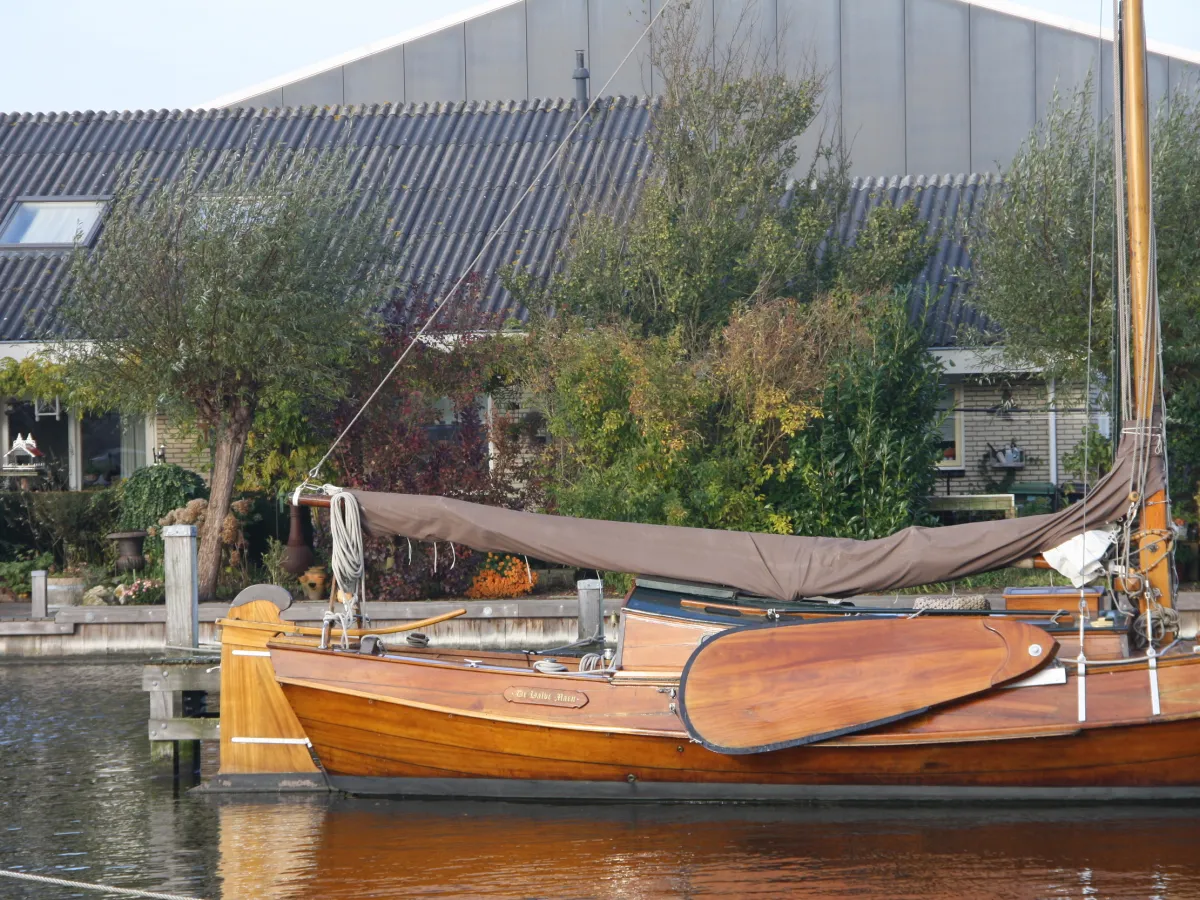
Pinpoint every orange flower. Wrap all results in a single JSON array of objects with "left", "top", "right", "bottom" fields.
[{"left": 466, "top": 554, "right": 537, "bottom": 599}]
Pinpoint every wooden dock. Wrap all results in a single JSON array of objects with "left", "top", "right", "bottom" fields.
[{"left": 143, "top": 655, "right": 220, "bottom": 765}]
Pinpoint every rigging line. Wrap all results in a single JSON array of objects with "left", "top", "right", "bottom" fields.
[
  {"left": 1112, "top": 0, "right": 1136, "bottom": 578},
  {"left": 303, "top": 0, "right": 679, "bottom": 484},
  {"left": 1112, "top": 0, "right": 1132, "bottom": 423},
  {"left": 0, "top": 868, "right": 206, "bottom": 900},
  {"left": 1080, "top": 0, "right": 1104, "bottom": 561}
]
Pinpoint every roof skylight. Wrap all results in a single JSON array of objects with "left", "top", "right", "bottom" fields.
[{"left": 0, "top": 200, "right": 104, "bottom": 247}]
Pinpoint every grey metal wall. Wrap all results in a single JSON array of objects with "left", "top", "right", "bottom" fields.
[{"left": 231, "top": 0, "right": 1200, "bottom": 176}]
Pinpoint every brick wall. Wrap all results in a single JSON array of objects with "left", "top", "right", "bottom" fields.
[
  {"left": 153, "top": 414, "right": 208, "bottom": 480},
  {"left": 937, "top": 377, "right": 1097, "bottom": 496}
]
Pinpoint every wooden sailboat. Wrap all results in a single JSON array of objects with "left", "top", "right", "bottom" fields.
[{"left": 216, "top": 0, "right": 1200, "bottom": 800}]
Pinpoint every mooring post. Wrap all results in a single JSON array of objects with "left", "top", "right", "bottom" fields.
[
  {"left": 30, "top": 570, "right": 47, "bottom": 620},
  {"left": 162, "top": 524, "right": 199, "bottom": 649}
]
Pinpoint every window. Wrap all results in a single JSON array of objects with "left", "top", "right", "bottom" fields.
[
  {"left": 936, "top": 385, "right": 964, "bottom": 469},
  {"left": 0, "top": 199, "right": 104, "bottom": 247}
]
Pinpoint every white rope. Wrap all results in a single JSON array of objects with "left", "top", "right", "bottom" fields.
[
  {"left": 301, "top": 0, "right": 680, "bottom": 484},
  {"left": 0, "top": 868, "right": 206, "bottom": 900},
  {"left": 326, "top": 489, "right": 366, "bottom": 604},
  {"left": 321, "top": 487, "right": 367, "bottom": 646}
]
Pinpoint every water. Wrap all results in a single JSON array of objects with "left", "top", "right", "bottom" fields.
[{"left": 4, "top": 661, "right": 1200, "bottom": 900}]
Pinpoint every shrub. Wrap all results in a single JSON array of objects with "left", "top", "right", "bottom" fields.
[
  {"left": 118, "top": 464, "right": 207, "bottom": 532},
  {"left": 154, "top": 495, "right": 257, "bottom": 598},
  {"left": 262, "top": 537, "right": 289, "bottom": 587},
  {"left": 21, "top": 490, "right": 119, "bottom": 567},
  {"left": 328, "top": 319, "right": 542, "bottom": 602},
  {"left": 0, "top": 550, "right": 54, "bottom": 595},
  {"left": 1062, "top": 425, "right": 1113, "bottom": 486},
  {"left": 768, "top": 293, "right": 943, "bottom": 539}
]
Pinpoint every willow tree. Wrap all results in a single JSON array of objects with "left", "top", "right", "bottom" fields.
[
  {"left": 969, "top": 88, "right": 1200, "bottom": 506},
  {"left": 58, "top": 148, "right": 400, "bottom": 599}
]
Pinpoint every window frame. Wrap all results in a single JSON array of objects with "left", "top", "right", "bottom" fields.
[
  {"left": 0, "top": 195, "right": 108, "bottom": 250},
  {"left": 935, "top": 383, "right": 966, "bottom": 470}
]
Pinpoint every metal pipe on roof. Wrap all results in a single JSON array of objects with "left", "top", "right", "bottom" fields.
[{"left": 573, "top": 50, "right": 589, "bottom": 107}]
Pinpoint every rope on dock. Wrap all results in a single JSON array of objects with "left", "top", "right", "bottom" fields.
[{"left": 0, "top": 868, "right": 207, "bottom": 899}]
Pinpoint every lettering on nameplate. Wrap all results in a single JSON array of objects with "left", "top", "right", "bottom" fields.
[{"left": 503, "top": 686, "right": 589, "bottom": 708}]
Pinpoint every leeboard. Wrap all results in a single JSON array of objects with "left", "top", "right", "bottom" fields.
[{"left": 678, "top": 616, "right": 1057, "bottom": 754}]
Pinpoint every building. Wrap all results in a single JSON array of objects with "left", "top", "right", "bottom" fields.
[
  {"left": 0, "top": 95, "right": 1095, "bottom": 507},
  {"left": 0, "top": 99, "right": 653, "bottom": 488},
  {"left": 206, "top": 0, "right": 1200, "bottom": 178}
]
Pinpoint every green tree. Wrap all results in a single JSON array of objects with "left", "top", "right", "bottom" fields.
[
  {"left": 532, "top": 5, "right": 853, "bottom": 354},
  {"left": 57, "top": 148, "right": 401, "bottom": 599},
  {"left": 969, "top": 87, "right": 1200, "bottom": 506},
  {"left": 968, "top": 88, "right": 1114, "bottom": 375},
  {"left": 516, "top": 5, "right": 940, "bottom": 538},
  {"left": 769, "top": 294, "right": 943, "bottom": 538}
]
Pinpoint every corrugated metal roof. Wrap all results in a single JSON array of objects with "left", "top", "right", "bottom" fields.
[
  {"left": 0, "top": 98, "right": 656, "bottom": 341},
  {"left": 0, "top": 101, "right": 992, "bottom": 347},
  {"left": 836, "top": 174, "right": 998, "bottom": 347}
]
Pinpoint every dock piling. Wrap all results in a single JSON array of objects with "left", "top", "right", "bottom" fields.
[
  {"left": 163, "top": 525, "right": 199, "bottom": 649},
  {"left": 30, "top": 570, "right": 47, "bottom": 620}
]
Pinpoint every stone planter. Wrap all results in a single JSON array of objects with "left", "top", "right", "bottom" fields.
[
  {"left": 47, "top": 576, "right": 87, "bottom": 608},
  {"left": 106, "top": 530, "right": 148, "bottom": 573}
]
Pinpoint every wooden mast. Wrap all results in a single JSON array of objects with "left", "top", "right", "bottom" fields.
[{"left": 1122, "top": 0, "right": 1173, "bottom": 610}]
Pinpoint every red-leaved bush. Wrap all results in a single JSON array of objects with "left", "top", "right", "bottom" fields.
[{"left": 321, "top": 289, "right": 545, "bottom": 600}]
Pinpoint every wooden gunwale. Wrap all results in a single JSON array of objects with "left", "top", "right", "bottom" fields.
[
  {"left": 267, "top": 641, "right": 612, "bottom": 680},
  {"left": 677, "top": 598, "right": 1097, "bottom": 623},
  {"left": 275, "top": 675, "right": 687, "bottom": 738},
  {"left": 215, "top": 608, "right": 465, "bottom": 638}
]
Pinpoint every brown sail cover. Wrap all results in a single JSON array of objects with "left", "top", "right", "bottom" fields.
[{"left": 351, "top": 433, "right": 1162, "bottom": 601}]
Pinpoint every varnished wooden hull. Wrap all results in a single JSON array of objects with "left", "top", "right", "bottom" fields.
[{"left": 272, "top": 641, "right": 1200, "bottom": 801}]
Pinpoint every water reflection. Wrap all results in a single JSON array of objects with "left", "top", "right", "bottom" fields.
[
  {"left": 211, "top": 797, "right": 1200, "bottom": 899},
  {"left": 5, "top": 661, "right": 1200, "bottom": 899}
]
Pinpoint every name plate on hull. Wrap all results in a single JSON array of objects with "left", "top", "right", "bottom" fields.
[{"left": 503, "top": 686, "right": 589, "bottom": 708}]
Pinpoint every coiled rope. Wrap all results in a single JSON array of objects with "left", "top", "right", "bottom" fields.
[
  {"left": 315, "top": 486, "right": 367, "bottom": 648},
  {"left": 0, "top": 868, "right": 206, "bottom": 900},
  {"left": 327, "top": 488, "right": 366, "bottom": 605}
]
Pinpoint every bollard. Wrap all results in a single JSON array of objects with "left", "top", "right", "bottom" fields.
[
  {"left": 30, "top": 570, "right": 47, "bottom": 620},
  {"left": 577, "top": 578, "right": 604, "bottom": 642},
  {"left": 162, "top": 524, "right": 199, "bottom": 649}
]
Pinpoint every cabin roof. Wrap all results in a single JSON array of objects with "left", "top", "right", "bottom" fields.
[{"left": 0, "top": 101, "right": 994, "bottom": 349}]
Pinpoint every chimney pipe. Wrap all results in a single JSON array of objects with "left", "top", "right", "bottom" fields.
[{"left": 573, "top": 50, "right": 590, "bottom": 107}]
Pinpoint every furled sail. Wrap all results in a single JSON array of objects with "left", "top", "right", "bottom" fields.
[{"left": 351, "top": 428, "right": 1162, "bottom": 601}]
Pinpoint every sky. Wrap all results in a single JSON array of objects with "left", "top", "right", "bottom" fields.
[{"left": 1, "top": 0, "right": 1198, "bottom": 114}]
